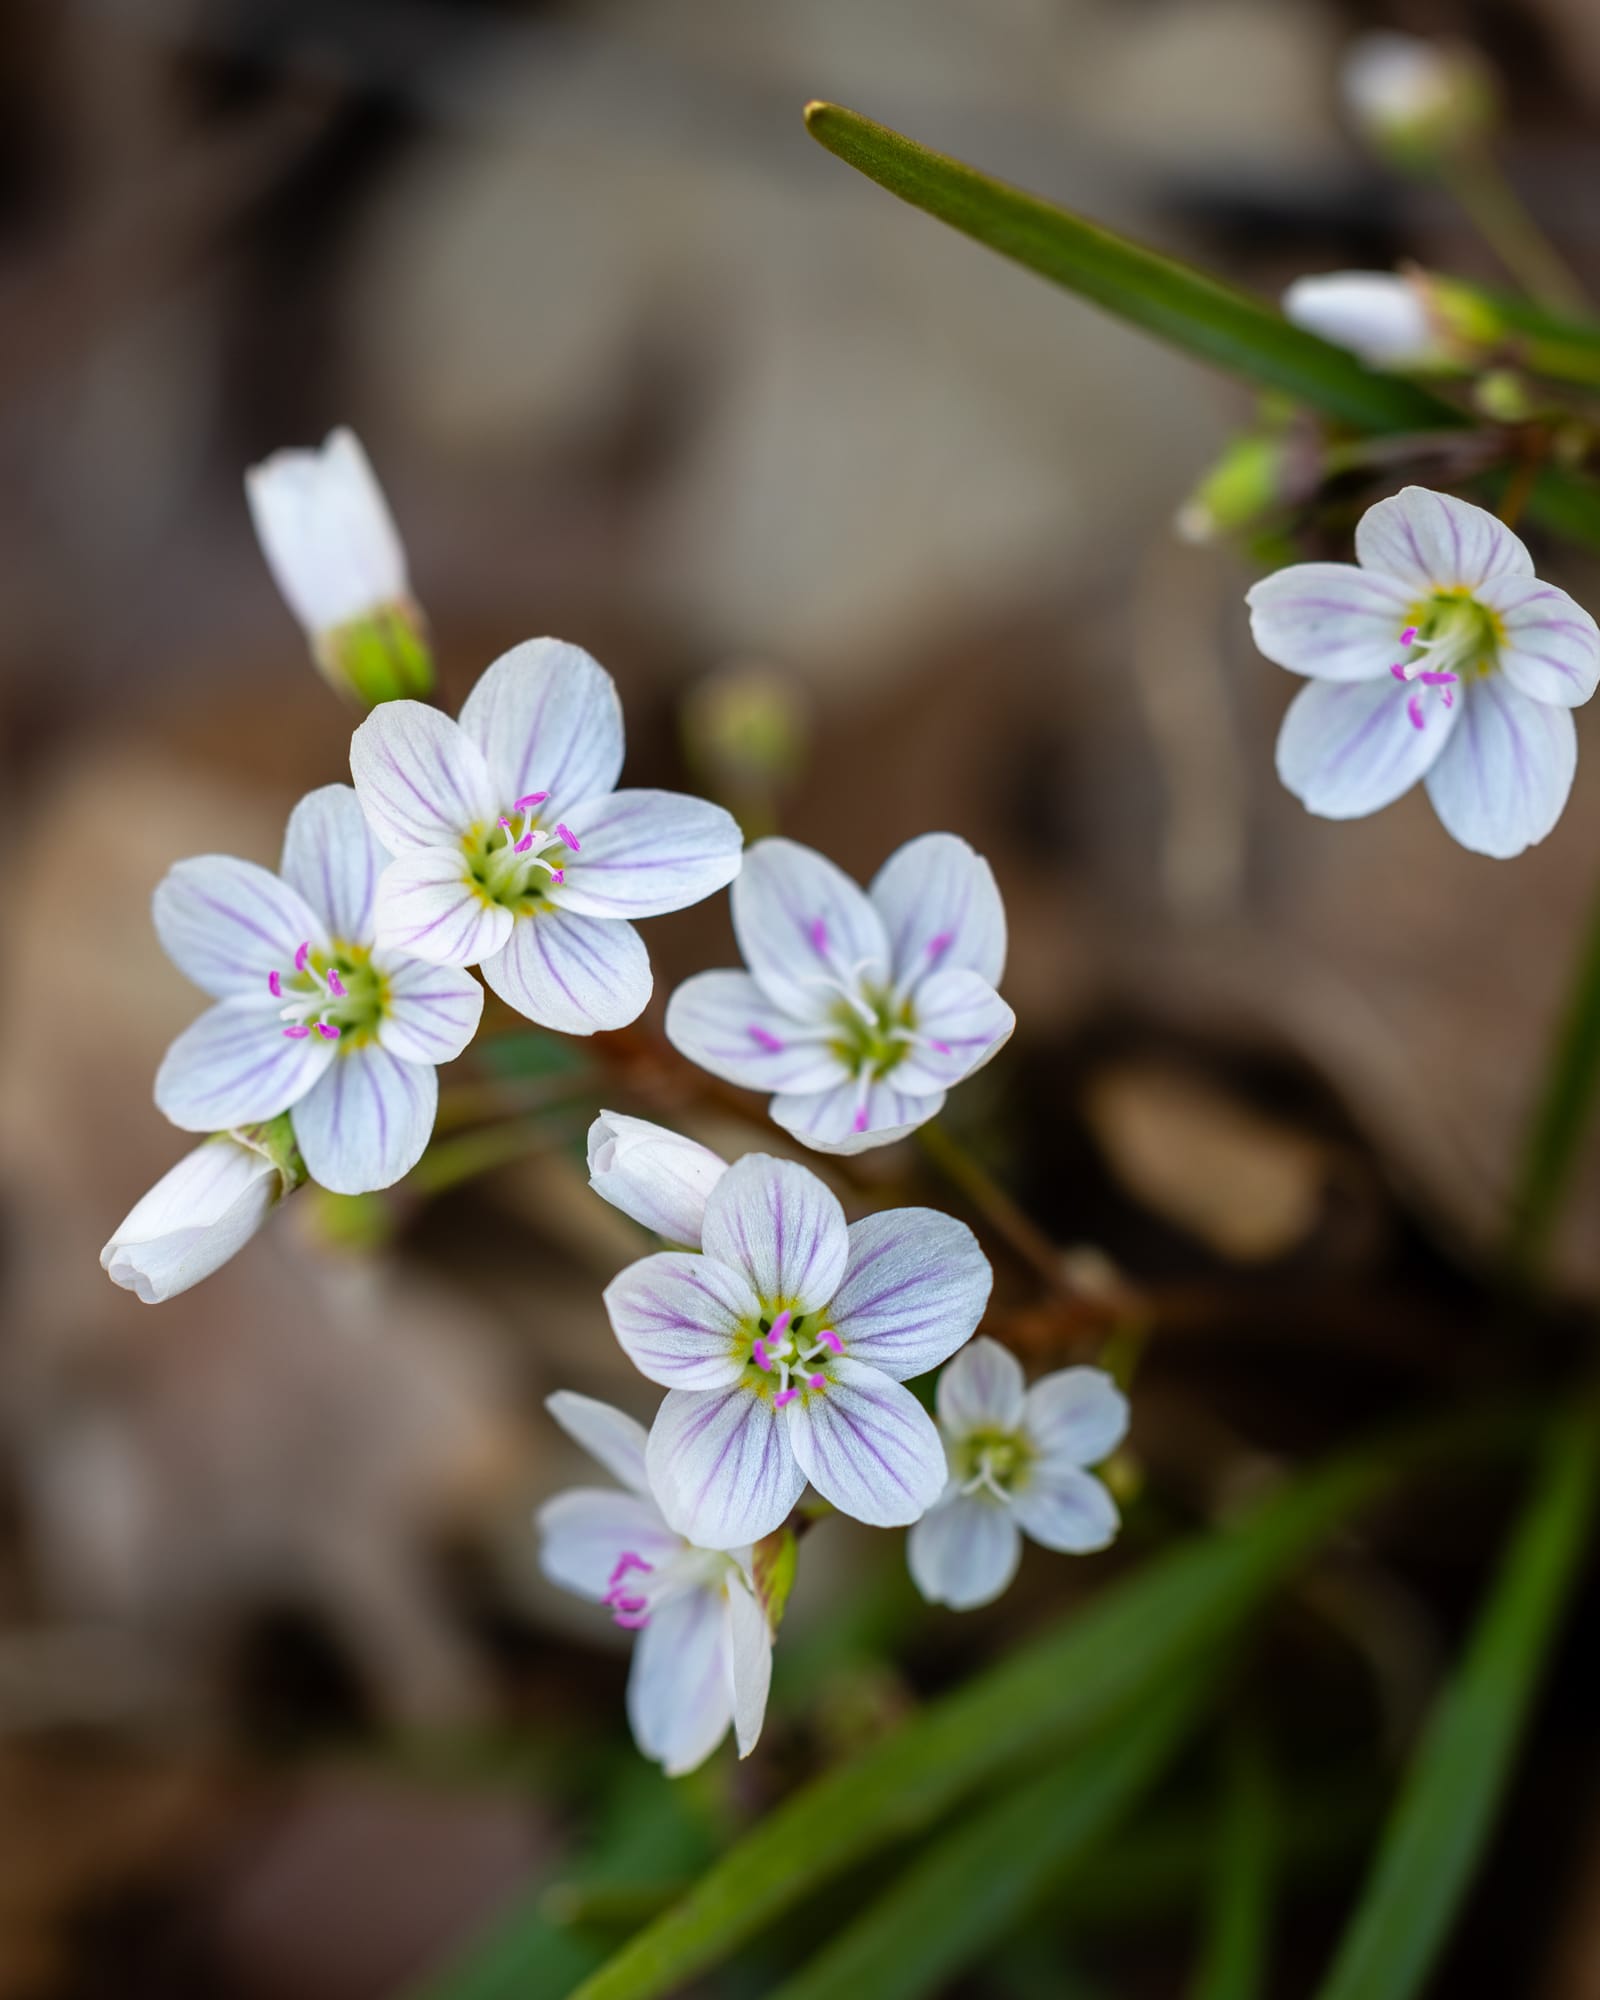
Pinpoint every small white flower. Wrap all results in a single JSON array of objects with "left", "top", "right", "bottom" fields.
[
  {"left": 537, "top": 1391, "right": 773, "bottom": 1777},
  {"left": 153, "top": 784, "right": 483, "bottom": 1193},
  {"left": 588, "top": 1112, "right": 728, "bottom": 1247},
  {"left": 665, "top": 835, "right": 1014, "bottom": 1154},
  {"left": 1341, "top": 32, "right": 1493, "bottom": 154},
  {"left": 606, "top": 1152, "right": 992, "bottom": 1550},
  {"left": 349, "top": 639, "right": 745, "bottom": 1035},
  {"left": 101, "top": 1126, "right": 300, "bottom": 1304},
  {"left": 1247, "top": 486, "right": 1600, "bottom": 857},
  {"left": 908, "top": 1339, "right": 1128, "bottom": 1612},
  {"left": 1283, "top": 272, "right": 1442, "bottom": 371}
]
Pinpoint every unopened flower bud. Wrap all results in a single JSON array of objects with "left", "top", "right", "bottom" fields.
[
  {"left": 586, "top": 1111, "right": 728, "bottom": 1247},
  {"left": 682, "top": 663, "right": 812, "bottom": 803},
  {"left": 1341, "top": 32, "right": 1496, "bottom": 164},
  {"left": 1175, "top": 433, "right": 1293, "bottom": 545},
  {"left": 1282, "top": 271, "right": 1445, "bottom": 371}
]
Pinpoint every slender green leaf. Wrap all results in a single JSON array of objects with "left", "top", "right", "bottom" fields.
[
  {"left": 802, "top": 102, "right": 1457, "bottom": 434},
  {"left": 1313, "top": 1405, "right": 1600, "bottom": 2000},
  {"left": 1189, "top": 1732, "right": 1273, "bottom": 2000}
]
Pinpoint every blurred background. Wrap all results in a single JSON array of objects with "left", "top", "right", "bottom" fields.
[{"left": 6, "top": 1, "right": 1600, "bottom": 1994}]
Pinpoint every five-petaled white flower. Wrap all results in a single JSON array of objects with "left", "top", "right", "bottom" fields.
[
  {"left": 101, "top": 1125, "right": 301, "bottom": 1305},
  {"left": 153, "top": 785, "right": 483, "bottom": 1193},
  {"left": 537, "top": 1391, "right": 773, "bottom": 1777},
  {"left": 606, "top": 1153, "right": 992, "bottom": 1550},
  {"left": 665, "top": 835, "right": 1014, "bottom": 1154},
  {"left": 908, "top": 1338, "right": 1128, "bottom": 1611},
  {"left": 1283, "top": 272, "right": 1442, "bottom": 371},
  {"left": 587, "top": 1111, "right": 728, "bottom": 1248},
  {"left": 1247, "top": 487, "right": 1600, "bottom": 857},
  {"left": 350, "top": 639, "right": 745, "bottom": 1034}
]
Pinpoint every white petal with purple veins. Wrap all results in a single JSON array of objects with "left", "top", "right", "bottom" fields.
[
  {"left": 770, "top": 1079, "right": 945, "bottom": 1156},
  {"left": 290, "top": 1044, "right": 437, "bottom": 1193},
  {"left": 350, "top": 700, "right": 498, "bottom": 854},
  {"left": 1276, "top": 671, "right": 1457, "bottom": 819},
  {"left": 665, "top": 970, "right": 846, "bottom": 1094},
  {"left": 626, "top": 1584, "right": 732, "bottom": 1776},
  {"left": 700, "top": 1155, "right": 850, "bottom": 1310},
  {"left": 1245, "top": 561, "right": 1414, "bottom": 681},
  {"left": 101, "top": 1137, "right": 282, "bottom": 1304},
  {"left": 537, "top": 1487, "right": 680, "bottom": 1601},
  {"left": 375, "top": 956, "right": 483, "bottom": 1064},
  {"left": 371, "top": 848, "right": 514, "bottom": 966},
  {"left": 155, "top": 998, "right": 334, "bottom": 1130},
  {"left": 725, "top": 1576, "right": 772, "bottom": 1759},
  {"left": 546, "top": 1391, "right": 655, "bottom": 1496},
  {"left": 938, "top": 1337, "right": 1028, "bottom": 1436},
  {"left": 907, "top": 1493, "right": 1022, "bottom": 1610},
  {"left": 587, "top": 1112, "right": 730, "bottom": 1247},
  {"left": 604, "top": 1252, "right": 757, "bottom": 1390},
  {"left": 870, "top": 832, "right": 1008, "bottom": 992},
  {"left": 1355, "top": 486, "right": 1532, "bottom": 593},
  {"left": 1023, "top": 1367, "right": 1130, "bottom": 1468},
  {"left": 1424, "top": 677, "right": 1576, "bottom": 858},
  {"left": 893, "top": 969, "right": 1015, "bottom": 1095},
  {"left": 554, "top": 789, "right": 744, "bottom": 920},
  {"left": 479, "top": 907, "right": 652, "bottom": 1034},
  {"left": 732, "top": 839, "right": 890, "bottom": 1016},
  {"left": 154, "top": 856, "right": 328, "bottom": 1001},
  {"left": 1478, "top": 574, "right": 1600, "bottom": 709},
  {"left": 246, "top": 428, "right": 407, "bottom": 634},
  {"left": 279, "top": 785, "right": 385, "bottom": 945},
  {"left": 787, "top": 1360, "right": 948, "bottom": 1527},
  {"left": 1011, "top": 1464, "right": 1120, "bottom": 1553},
  {"left": 457, "top": 638, "right": 625, "bottom": 822},
  {"left": 828, "top": 1208, "right": 991, "bottom": 1381},
  {"left": 646, "top": 1386, "right": 805, "bottom": 1549}
]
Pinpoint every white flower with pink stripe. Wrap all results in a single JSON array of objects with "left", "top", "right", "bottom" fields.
[
  {"left": 665, "top": 834, "right": 1014, "bottom": 1154},
  {"left": 349, "top": 638, "right": 744, "bottom": 1034},
  {"left": 606, "top": 1153, "right": 992, "bottom": 1549},
  {"left": 153, "top": 785, "right": 483, "bottom": 1194},
  {"left": 537, "top": 1391, "right": 773, "bottom": 1776},
  {"left": 1248, "top": 486, "right": 1600, "bottom": 857}
]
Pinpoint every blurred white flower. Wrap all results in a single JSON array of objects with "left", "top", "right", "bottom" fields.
[
  {"left": 1341, "top": 32, "right": 1494, "bottom": 157},
  {"left": 587, "top": 1112, "right": 728, "bottom": 1247},
  {"left": 1283, "top": 272, "right": 1442, "bottom": 371},
  {"left": 101, "top": 1123, "right": 301, "bottom": 1304}
]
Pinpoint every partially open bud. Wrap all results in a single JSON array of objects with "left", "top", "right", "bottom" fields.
[
  {"left": 586, "top": 1111, "right": 727, "bottom": 1248},
  {"left": 1175, "top": 433, "right": 1294, "bottom": 546},
  {"left": 101, "top": 1115, "right": 305, "bottom": 1304},
  {"left": 681, "top": 663, "right": 812, "bottom": 826},
  {"left": 1341, "top": 32, "right": 1496, "bottom": 165},
  {"left": 245, "top": 427, "right": 433, "bottom": 706},
  {"left": 1283, "top": 271, "right": 1445, "bottom": 371}
]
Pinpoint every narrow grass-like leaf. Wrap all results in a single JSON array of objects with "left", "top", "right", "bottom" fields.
[
  {"left": 1189, "top": 1732, "right": 1273, "bottom": 2000},
  {"left": 1313, "top": 1404, "right": 1600, "bottom": 2000},
  {"left": 1506, "top": 888, "right": 1600, "bottom": 1278}
]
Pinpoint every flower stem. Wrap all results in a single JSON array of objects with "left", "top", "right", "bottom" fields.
[
  {"left": 410, "top": 1115, "right": 573, "bottom": 1195},
  {"left": 1439, "top": 149, "right": 1591, "bottom": 319},
  {"left": 916, "top": 1118, "right": 1069, "bottom": 1295}
]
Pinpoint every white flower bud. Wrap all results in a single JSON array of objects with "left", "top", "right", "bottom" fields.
[
  {"left": 1282, "top": 272, "right": 1442, "bottom": 370},
  {"left": 586, "top": 1112, "right": 728, "bottom": 1248},
  {"left": 1340, "top": 33, "right": 1495, "bottom": 159},
  {"left": 101, "top": 1123, "right": 302, "bottom": 1304}
]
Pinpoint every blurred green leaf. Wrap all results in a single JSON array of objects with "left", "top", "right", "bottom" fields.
[
  {"left": 1507, "top": 891, "right": 1600, "bottom": 1277},
  {"left": 1312, "top": 1405, "right": 1600, "bottom": 2000},
  {"left": 477, "top": 1029, "right": 595, "bottom": 1084},
  {"left": 1189, "top": 1732, "right": 1273, "bottom": 2000}
]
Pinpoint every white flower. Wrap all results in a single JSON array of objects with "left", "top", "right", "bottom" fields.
[
  {"left": 537, "top": 1391, "right": 773, "bottom": 1777},
  {"left": 606, "top": 1153, "right": 992, "bottom": 1549},
  {"left": 1340, "top": 32, "right": 1492, "bottom": 154},
  {"left": 908, "top": 1339, "right": 1128, "bottom": 1611},
  {"left": 153, "top": 785, "right": 483, "bottom": 1193},
  {"left": 1246, "top": 486, "right": 1600, "bottom": 857},
  {"left": 665, "top": 835, "right": 1014, "bottom": 1154},
  {"left": 349, "top": 639, "right": 745, "bottom": 1035},
  {"left": 588, "top": 1112, "right": 728, "bottom": 1247},
  {"left": 101, "top": 1125, "right": 300, "bottom": 1304},
  {"left": 1282, "top": 273, "right": 1441, "bottom": 371}
]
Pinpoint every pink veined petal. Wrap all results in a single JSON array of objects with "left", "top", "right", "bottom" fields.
[
  {"left": 374, "top": 955, "right": 484, "bottom": 1064},
  {"left": 770, "top": 1079, "right": 945, "bottom": 1157},
  {"left": 1355, "top": 485, "right": 1533, "bottom": 593},
  {"left": 724, "top": 1575, "right": 773, "bottom": 1760},
  {"left": 546, "top": 1391, "right": 656, "bottom": 1496},
  {"left": 587, "top": 1111, "right": 728, "bottom": 1248},
  {"left": 700, "top": 1155, "right": 850, "bottom": 1311},
  {"left": 153, "top": 855, "right": 328, "bottom": 1000},
  {"left": 869, "top": 833, "right": 1007, "bottom": 993},
  {"left": 457, "top": 638, "right": 624, "bottom": 822},
  {"left": 554, "top": 788, "right": 744, "bottom": 920},
  {"left": 479, "top": 908, "right": 652, "bottom": 1035},
  {"left": 937, "top": 1336, "right": 1028, "bottom": 1437},
  {"left": 664, "top": 969, "right": 847, "bottom": 1094},
  {"left": 371, "top": 849, "right": 515, "bottom": 966},
  {"left": 626, "top": 1583, "right": 733, "bottom": 1777},
  {"left": 828, "top": 1208, "right": 991, "bottom": 1382},
  {"left": 1022, "top": 1367, "right": 1130, "bottom": 1469},
  {"left": 892, "top": 968, "right": 1015, "bottom": 1096},
  {"left": 1011, "top": 1464, "right": 1121, "bottom": 1554},
  {"left": 731, "top": 839, "right": 890, "bottom": 1016},
  {"left": 786, "top": 1359, "right": 949, "bottom": 1528},
  {"left": 100, "top": 1138, "right": 280, "bottom": 1305},
  {"left": 536, "top": 1487, "right": 680, "bottom": 1601},
  {"left": 1245, "top": 561, "right": 1415, "bottom": 681},
  {"left": 1423, "top": 677, "right": 1577, "bottom": 859},
  {"left": 349, "top": 699, "right": 498, "bottom": 855},
  {"left": 279, "top": 784, "right": 386, "bottom": 945},
  {"left": 1275, "top": 672, "right": 1457, "bottom": 821},
  {"left": 155, "top": 997, "right": 334, "bottom": 1131},
  {"left": 645, "top": 1386, "right": 805, "bottom": 1551},
  {"left": 1476, "top": 574, "right": 1600, "bottom": 710},
  {"left": 907, "top": 1494, "right": 1023, "bottom": 1610},
  {"left": 290, "top": 1044, "right": 437, "bottom": 1194},
  {"left": 603, "top": 1252, "right": 756, "bottom": 1390}
]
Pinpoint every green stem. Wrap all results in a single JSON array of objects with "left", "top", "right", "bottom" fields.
[
  {"left": 915, "top": 1118, "right": 1069, "bottom": 1295},
  {"left": 1189, "top": 1729, "right": 1273, "bottom": 2000},
  {"left": 409, "top": 1115, "right": 572, "bottom": 1195},
  {"left": 1439, "top": 149, "right": 1591, "bottom": 318}
]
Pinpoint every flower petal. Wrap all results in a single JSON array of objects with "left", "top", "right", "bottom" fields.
[
  {"left": 457, "top": 638, "right": 624, "bottom": 820},
  {"left": 290, "top": 1045, "right": 437, "bottom": 1194},
  {"left": 725, "top": 1575, "right": 772, "bottom": 1760},
  {"left": 554, "top": 789, "right": 744, "bottom": 920},
  {"left": 787, "top": 1360, "right": 948, "bottom": 1528},
  {"left": 1022, "top": 1367, "right": 1130, "bottom": 1468},
  {"left": 1011, "top": 1464, "right": 1120, "bottom": 1553},
  {"left": 869, "top": 832, "right": 1008, "bottom": 992},
  {"left": 153, "top": 856, "right": 327, "bottom": 1000},
  {"left": 245, "top": 428, "right": 407, "bottom": 633},
  {"left": 603, "top": 1252, "right": 757, "bottom": 1390},
  {"left": 700, "top": 1154, "right": 850, "bottom": 1310},
  {"left": 770, "top": 1079, "right": 945, "bottom": 1156},
  {"left": 828, "top": 1208, "right": 991, "bottom": 1381},
  {"left": 665, "top": 970, "right": 848, "bottom": 1094},
  {"left": 893, "top": 969, "right": 1015, "bottom": 1095},
  {"left": 350, "top": 700, "right": 498, "bottom": 854},
  {"left": 1424, "top": 677, "right": 1576, "bottom": 858},
  {"left": 371, "top": 849, "right": 514, "bottom": 966},
  {"left": 537, "top": 1487, "right": 680, "bottom": 1601},
  {"left": 101, "top": 1137, "right": 280, "bottom": 1304},
  {"left": 936, "top": 1336, "right": 1028, "bottom": 1436},
  {"left": 645, "top": 1386, "right": 805, "bottom": 1549},
  {"left": 155, "top": 998, "right": 333, "bottom": 1131},
  {"left": 587, "top": 1112, "right": 728, "bottom": 1247},
  {"left": 1478, "top": 575, "right": 1600, "bottom": 709},
  {"left": 374, "top": 955, "right": 484, "bottom": 1064},
  {"left": 545, "top": 1390, "right": 655, "bottom": 1497},
  {"left": 1276, "top": 672, "right": 1456, "bottom": 820},
  {"left": 626, "top": 1583, "right": 733, "bottom": 1776},
  {"left": 732, "top": 839, "right": 890, "bottom": 1015},
  {"left": 907, "top": 1494, "right": 1022, "bottom": 1610},
  {"left": 1355, "top": 486, "right": 1533, "bottom": 593},
  {"left": 279, "top": 784, "right": 385, "bottom": 944},
  {"left": 1245, "top": 561, "right": 1414, "bottom": 681},
  {"left": 479, "top": 909, "right": 652, "bottom": 1034}
]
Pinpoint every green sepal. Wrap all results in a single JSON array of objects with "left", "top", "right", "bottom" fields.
[
  {"left": 1177, "top": 433, "right": 1297, "bottom": 544},
  {"left": 751, "top": 1526, "right": 798, "bottom": 1632},
  {"left": 317, "top": 599, "right": 435, "bottom": 707},
  {"left": 228, "top": 1112, "right": 307, "bottom": 1196}
]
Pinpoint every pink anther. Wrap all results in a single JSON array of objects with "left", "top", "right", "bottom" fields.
[
  {"left": 316, "top": 1023, "right": 341, "bottom": 1040},
  {"left": 753, "top": 1338, "right": 771, "bottom": 1371},
  {"left": 294, "top": 941, "right": 311, "bottom": 974},
  {"left": 550, "top": 869, "right": 565, "bottom": 885},
  {"left": 808, "top": 918, "right": 829, "bottom": 954},
  {"left": 268, "top": 970, "right": 282, "bottom": 998},
  {"left": 1400, "top": 625, "right": 1419, "bottom": 646},
  {"left": 327, "top": 968, "right": 347, "bottom": 998},
  {"left": 750, "top": 1025, "right": 786, "bottom": 1053},
  {"left": 555, "top": 822, "right": 580, "bottom": 852},
  {"left": 768, "top": 1309, "right": 792, "bottom": 1341},
  {"left": 515, "top": 792, "right": 548, "bottom": 812},
  {"left": 816, "top": 1329, "right": 843, "bottom": 1355},
  {"left": 608, "top": 1551, "right": 653, "bottom": 1585},
  {"left": 853, "top": 1107, "right": 869, "bottom": 1133},
  {"left": 807, "top": 1372, "right": 826, "bottom": 1390},
  {"left": 927, "top": 931, "right": 954, "bottom": 960},
  {"left": 773, "top": 1387, "right": 799, "bottom": 1409},
  {"left": 283, "top": 1024, "right": 310, "bottom": 1039},
  {"left": 1407, "top": 693, "right": 1426, "bottom": 730}
]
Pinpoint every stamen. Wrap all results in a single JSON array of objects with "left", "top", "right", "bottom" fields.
[
  {"left": 555, "top": 822, "right": 580, "bottom": 852},
  {"left": 773, "top": 1387, "right": 799, "bottom": 1409},
  {"left": 283, "top": 1024, "right": 310, "bottom": 1039},
  {"left": 807, "top": 1372, "right": 826, "bottom": 1390},
  {"left": 1407, "top": 693, "right": 1426, "bottom": 730},
  {"left": 1418, "top": 670, "right": 1458, "bottom": 686},
  {"left": 752, "top": 1338, "right": 771, "bottom": 1371},
  {"left": 294, "top": 942, "right": 311, "bottom": 974},
  {"left": 608, "top": 1551, "right": 653, "bottom": 1586},
  {"left": 268, "top": 970, "right": 282, "bottom": 998},
  {"left": 768, "top": 1308, "right": 792, "bottom": 1341},
  {"left": 515, "top": 792, "right": 548, "bottom": 812},
  {"left": 750, "top": 1025, "right": 786, "bottom": 1054},
  {"left": 316, "top": 1022, "right": 342, "bottom": 1040},
  {"left": 815, "top": 1329, "right": 843, "bottom": 1355},
  {"left": 613, "top": 1609, "right": 650, "bottom": 1630},
  {"left": 1400, "top": 625, "right": 1419, "bottom": 646},
  {"left": 326, "top": 968, "right": 347, "bottom": 998},
  {"left": 550, "top": 869, "right": 565, "bottom": 885},
  {"left": 515, "top": 833, "right": 535, "bottom": 853}
]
